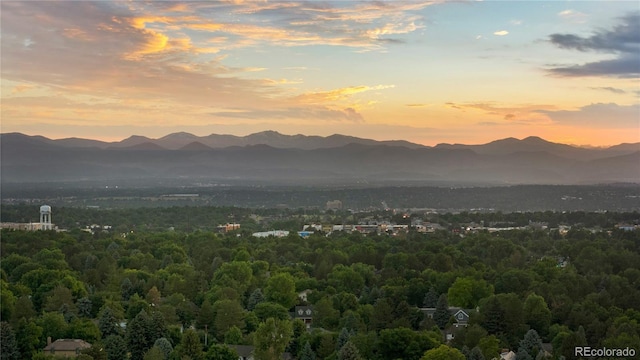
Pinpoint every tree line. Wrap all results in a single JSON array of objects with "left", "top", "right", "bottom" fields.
[{"left": 1, "top": 210, "right": 639, "bottom": 360}]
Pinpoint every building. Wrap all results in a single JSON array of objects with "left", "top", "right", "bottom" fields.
[
  {"left": 43, "top": 338, "right": 91, "bottom": 357},
  {"left": 0, "top": 204, "right": 56, "bottom": 231},
  {"left": 292, "top": 306, "right": 314, "bottom": 329},
  {"left": 326, "top": 200, "right": 343, "bottom": 211},
  {"left": 217, "top": 223, "right": 241, "bottom": 233},
  {"left": 40, "top": 205, "right": 52, "bottom": 230}
]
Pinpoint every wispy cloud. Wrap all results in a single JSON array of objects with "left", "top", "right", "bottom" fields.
[
  {"left": 493, "top": 30, "right": 509, "bottom": 36},
  {"left": 295, "top": 85, "right": 395, "bottom": 104},
  {"left": 557, "top": 9, "right": 588, "bottom": 23},
  {"left": 536, "top": 103, "right": 640, "bottom": 128},
  {"left": 589, "top": 87, "right": 626, "bottom": 94}
]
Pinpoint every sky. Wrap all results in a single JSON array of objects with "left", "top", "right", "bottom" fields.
[{"left": 1, "top": 1, "right": 639, "bottom": 146}]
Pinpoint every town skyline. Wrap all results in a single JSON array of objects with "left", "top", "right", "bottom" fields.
[{"left": 1, "top": 1, "right": 639, "bottom": 146}]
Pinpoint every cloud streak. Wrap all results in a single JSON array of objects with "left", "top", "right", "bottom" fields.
[{"left": 547, "top": 12, "right": 640, "bottom": 78}]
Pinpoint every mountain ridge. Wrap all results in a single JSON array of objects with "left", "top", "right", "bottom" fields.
[
  {"left": 2, "top": 131, "right": 637, "bottom": 153},
  {"left": 1, "top": 132, "right": 638, "bottom": 185}
]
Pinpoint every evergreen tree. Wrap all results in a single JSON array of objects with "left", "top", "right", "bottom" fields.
[
  {"left": 99, "top": 307, "right": 121, "bottom": 338},
  {"left": 0, "top": 321, "right": 19, "bottom": 360},
  {"left": 423, "top": 287, "right": 439, "bottom": 308},
  {"left": 126, "top": 310, "right": 152, "bottom": 360},
  {"left": 469, "top": 346, "right": 485, "bottom": 360},
  {"left": 148, "top": 311, "right": 167, "bottom": 343},
  {"left": 515, "top": 347, "right": 533, "bottom": 360},
  {"left": 336, "top": 327, "right": 351, "bottom": 351},
  {"left": 337, "top": 341, "right": 362, "bottom": 360},
  {"left": 433, "top": 294, "right": 450, "bottom": 329},
  {"left": 143, "top": 346, "right": 164, "bottom": 360},
  {"left": 104, "top": 335, "right": 127, "bottom": 360},
  {"left": 77, "top": 297, "right": 92, "bottom": 317},
  {"left": 153, "top": 337, "right": 173, "bottom": 360},
  {"left": 519, "top": 329, "right": 543, "bottom": 358},
  {"left": 180, "top": 329, "right": 203, "bottom": 360},
  {"left": 247, "top": 288, "right": 265, "bottom": 311},
  {"left": 196, "top": 299, "right": 215, "bottom": 333},
  {"left": 299, "top": 341, "right": 316, "bottom": 360}
]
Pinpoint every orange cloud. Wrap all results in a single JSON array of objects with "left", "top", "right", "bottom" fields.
[{"left": 295, "top": 85, "right": 395, "bottom": 104}]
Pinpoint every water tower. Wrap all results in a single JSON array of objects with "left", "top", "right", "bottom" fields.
[{"left": 40, "top": 205, "right": 52, "bottom": 230}]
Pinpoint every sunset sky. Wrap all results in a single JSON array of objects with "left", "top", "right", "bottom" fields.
[{"left": 1, "top": 1, "right": 638, "bottom": 146}]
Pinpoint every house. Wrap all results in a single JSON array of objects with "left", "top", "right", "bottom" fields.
[
  {"left": 500, "top": 350, "right": 516, "bottom": 360},
  {"left": 451, "top": 309, "right": 470, "bottom": 327},
  {"left": 43, "top": 338, "right": 91, "bottom": 357},
  {"left": 293, "top": 306, "right": 314, "bottom": 329},
  {"left": 227, "top": 345, "right": 292, "bottom": 360},
  {"left": 419, "top": 307, "right": 472, "bottom": 328}
]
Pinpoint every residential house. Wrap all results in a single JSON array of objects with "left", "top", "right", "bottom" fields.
[
  {"left": 293, "top": 306, "right": 314, "bottom": 329},
  {"left": 227, "top": 345, "right": 292, "bottom": 360},
  {"left": 419, "top": 307, "right": 472, "bottom": 328},
  {"left": 43, "top": 338, "right": 91, "bottom": 357}
]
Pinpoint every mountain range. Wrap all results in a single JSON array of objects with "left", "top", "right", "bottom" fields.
[{"left": 1, "top": 131, "right": 638, "bottom": 185}]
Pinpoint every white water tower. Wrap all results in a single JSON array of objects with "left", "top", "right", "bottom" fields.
[{"left": 40, "top": 205, "right": 52, "bottom": 230}]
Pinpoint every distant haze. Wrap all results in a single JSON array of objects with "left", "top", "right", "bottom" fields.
[{"left": 2, "top": 132, "right": 638, "bottom": 186}]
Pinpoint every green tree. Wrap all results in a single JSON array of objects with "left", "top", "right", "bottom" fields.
[
  {"left": 179, "top": 329, "right": 203, "bottom": 360},
  {"left": 99, "top": 307, "right": 122, "bottom": 338},
  {"left": 265, "top": 273, "right": 298, "bottom": 309},
  {"left": 196, "top": 299, "right": 215, "bottom": 333},
  {"left": 204, "top": 344, "right": 238, "bottom": 360},
  {"left": 38, "top": 312, "right": 68, "bottom": 342},
  {"left": 153, "top": 338, "right": 173, "bottom": 360},
  {"left": 253, "top": 302, "right": 289, "bottom": 322},
  {"left": 247, "top": 288, "right": 265, "bottom": 311},
  {"left": 254, "top": 318, "right": 293, "bottom": 360},
  {"left": 143, "top": 346, "right": 164, "bottom": 360},
  {"left": 213, "top": 299, "right": 245, "bottom": 337},
  {"left": 336, "top": 327, "right": 351, "bottom": 351},
  {"left": 433, "top": 294, "right": 450, "bottom": 329},
  {"left": 298, "top": 341, "right": 316, "bottom": 360},
  {"left": 337, "top": 341, "right": 362, "bottom": 360},
  {"left": 224, "top": 325, "right": 243, "bottom": 345},
  {"left": 15, "top": 317, "right": 42, "bottom": 358},
  {"left": 523, "top": 294, "right": 551, "bottom": 338},
  {"left": 423, "top": 287, "right": 439, "bottom": 308},
  {"left": 104, "top": 335, "right": 127, "bottom": 360},
  {"left": 0, "top": 321, "right": 20, "bottom": 360},
  {"left": 420, "top": 344, "right": 465, "bottom": 360},
  {"left": 126, "top": 310, "right": 152, "bottom": 360},
  {"left": 477, "top": 335, "right": 500, "bottom": 360}
]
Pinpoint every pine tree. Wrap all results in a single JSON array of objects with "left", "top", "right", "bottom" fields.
[
  {"left": 180, "top": 329, "right": 203, "bottom": 360},
  {"left": 148, "top": 311, "right": 167, "bottom": 343},
  {"left": 126, "top": 310, "right": 152, "bottom": 360},
  {"left": 433, "top": 294, "right": 450, "bottom": 329},
  {"left": 99, "top": 307, "right": 121, "bottom": 338},
  {"left": 423, "top": 287, "right": 439, "bottom": 308},
  {"left": 247, "top": 288, "right": 265, "bottom": 311},
  {"left": 336, "top": 327, "right": 351, "bottom": 351},
  {"left": 153, "top": 337, "right": 173, "bottom": 360},
  {"left": 337, "top": 341, "right": 362, "bottom": 360},
  {"left": 469, "top": 346, "right": 486, "bottom": 360},
  {"left": 104, "top": 335, "right": 127, "bottom": 360},
  {"left": 299, "top": 341, "right": 316, "bottom": 360},
  {"left": 77, "top": 297, "right": 92, "bottom": 317},
  {"left": 519, "top": 329, "right": 543, "bottom": 358},
  {"left": 0, "top": 321, "right": 20, "bottom": 360}
]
